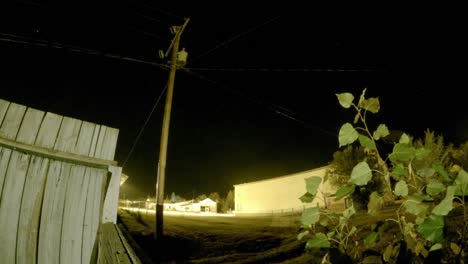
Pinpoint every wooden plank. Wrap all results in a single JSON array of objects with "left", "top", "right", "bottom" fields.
[
  {"left": 88, "top": 124, "right": 100, "bottom": 158},
  {"left": 102, "top": 165, "right": 122, "bottom": 223},
  {"left": 100, "top": 126, "right": 119, "bottom": 161},
  {"left": 16, "top": 156, "right": 49, "bottom": 264},
  {"left": 0, "top": 136, "right": 117, "bottom": 169},
  {"left": 35, "top": 112, "right": 63, "bottom": 149},
  {"left": 0, "top": 104, "right": 40, "bottom": 263},
  {"left": 54, "top": 116, "right": 82, "bottom": 154},
  {"left": 0, "top": 151, "right": 31, "bottom": 263},
  {"left": 0, "top": 147, "right": 12, "bottom": 200},
  {"left": 82, "top": 169, "right": 106, "bottom": 264},
  {"left": 38, "top": 161, "right": 70, "bottom": 264},
  {"left": 16, "top": 107, "right": 45, "bottom": 144},
  {"left": 75, "top": 121, "right": 96, "bottom": 156},
  {"left": 92, "top": 125, "right": 106, "bottom": 159},
  {"left": 0, "top": 102, "right": 27, "bottom": 140},
  {"left": 60, "top": 165, "right": 89, "bottom": 264},
  {"left": 0, "top": 99, "right": 10, "bottom": 126},
  {"left": 98, "top": 223, "right": 132, "bottom": 264},
  {"left": 115, "top": 225, "right": 141, "bottom": 264}
]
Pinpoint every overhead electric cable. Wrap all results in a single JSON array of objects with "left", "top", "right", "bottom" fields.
[
  {"left": 122, "top": 85, "right": 168, "bottom": 169},
  {"left": 0, "top": 32, "right": 169, "bottom": 69},
  {"left": 190, "top": 15, "right": 281, "bottom": 63},
  {"left": 182, "top": 68, "right": 336, "bottom": 138}
]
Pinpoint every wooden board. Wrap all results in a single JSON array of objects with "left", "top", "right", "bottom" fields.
[
  {"left": 54, "top": 116, "right": 82, "bottom": 154},
  {"left": 0, "top": 147, "right": 12, "bottom": 200},
  {"left": 76, "top": 121, "right": 97, "bottom": 156},
  {"left": 0, "top": 98, "right": 10, "bottom": 125},
  {"left": 16, "top": 156, "right": 49, "bottom": 264},
  {"left": 82, "top": 169, "right": 106, "bottom": 264},
  {"left": 0, "top": 151, "right": 31, "bottom": 263},
  {"left": 60, "top": 165, "right": 89, "bottom": 264},
  {"left": 102, "top": 165, "right": 123, "bottom": 223},
  {"left": 16, "top": 107, "right": 44, "bottom": 144},
  {"left": 0, "top": 105, "right": 40, "bottom": 263},
  {"left": 100, "top": 127, "right": 119, "bottom": 161},
  {"left": 0, "top": 102, "right": 26, "bottom": 140},
  {"left": 37, "top": 161, "right": 69, "bottom": 264},
  {"left": 97, "top": 223, "right": 132, "bottom": 264},
  {"left": 35, "top": 112, "right": 63, "bottom": 149}
]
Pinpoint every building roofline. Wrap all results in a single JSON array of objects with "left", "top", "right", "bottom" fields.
[{"left": 233, "top": 165, "right": 330, "bottom": 187}]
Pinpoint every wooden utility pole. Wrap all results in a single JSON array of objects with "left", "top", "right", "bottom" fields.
[{"left": 155, "top": 18, "right": 189, "bottom": 240}]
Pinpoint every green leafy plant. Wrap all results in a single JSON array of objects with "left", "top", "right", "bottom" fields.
[{"left": 298, "top": 89, "right": 468, "bottom": 262}]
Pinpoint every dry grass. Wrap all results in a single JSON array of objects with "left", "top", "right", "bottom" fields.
[{"left": 118, "top": 209, "right": 311, "bottom": 263}]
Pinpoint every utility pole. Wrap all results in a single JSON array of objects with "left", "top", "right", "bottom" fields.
[{"left": 155, "top": 18, "right": 190, "bottom": 240}]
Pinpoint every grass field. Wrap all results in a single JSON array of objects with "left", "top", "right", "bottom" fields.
[
  {"left": 118, "top": 205, "right": 467, "bottom": 263},
  {"left": 117, "top": 209, "right": 317, "bottom": 263}
]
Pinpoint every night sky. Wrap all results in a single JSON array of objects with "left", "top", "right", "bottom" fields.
[{"left": 1, "top": 2, "right": 466, "bottom": 199}]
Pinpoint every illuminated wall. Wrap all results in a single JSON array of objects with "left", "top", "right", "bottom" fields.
[{"left": 234, "top": 166, "right": 341, "bottom": 214}]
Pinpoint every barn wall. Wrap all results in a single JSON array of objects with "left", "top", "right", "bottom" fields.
[{"left": 234, "top": 166, "right": 339, "bottom": 214}]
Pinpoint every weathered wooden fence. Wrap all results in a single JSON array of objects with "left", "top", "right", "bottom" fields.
[{"left": 0, "top": 98, "right": 136, "bottom": 264}]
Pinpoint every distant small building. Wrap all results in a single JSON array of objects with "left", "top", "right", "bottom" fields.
[
  {"left": 234, "top": 166, "right": 346, "bottom": 215},
  {"left": 144, "top": 198, "right": 217, "bottom": 213},
  {"left": 199, "top": 198, "right": 217, "bottom": 212}
]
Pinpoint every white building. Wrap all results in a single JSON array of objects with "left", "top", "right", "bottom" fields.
[
  {"left": 234, "top": 166, "right": 345, "bottom": 215},
  {"left": 157, "top": 198, "right": 217, "bottom": 213}
]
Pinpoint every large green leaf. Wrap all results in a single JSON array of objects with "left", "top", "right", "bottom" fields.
[
  {"left": 305, "top": 176, "right": 322, "bottom": 195},
  {"left": 305, "top": 233, "right": 330, "bottom": 249},
  {"left": 367, "top": 191, "right": 383, "bottom": 216},
  {"left": 394, "top": 180, "right": 408, "bottom": 197},
  {"left": 429, "top": 243, "right": 443, "bottom": 252},
  {"left": 432, "top": 186, "right": 455, "bottom": 216},
  {"left": 455, "top": 169, "right": 468, "bottom": 184},
  {"left": 433, "top": 163, "right": 450, "bottom": 182},
  {"left": 358, "top": 134, "right": 376, "bottom": 150},
  {"left": 335, "top": 184, "right": 355, "bottom": 200},
  {"left": 338, "top": 123, "right": 359, "bottom": 147},
  {"left": 426, "top": 179, "right": 445, "bottom": 196},
  {"left": 299, "top": 192, "right": 315, "bottom": 203},
  {"left": 417, "top": 167, "right": 435, "bottom": 178},
  {"left": 359, "top": 97, "right": 380, "bottom": 113},
  {"left": 373, "top": 124, "right": 389, "bottom": 140},
  {"left": 399, "top": 133, "right": 410, "bottom": 144},
  {"left": 415, "top": 148, "right": 431, "bottom": 160},
  {"left": 403, "top": 198, "right": 428, "bottom": 216},
  {"left": 364, "top": 231, "right": 379, "bottom": 248},
  {"left": 301, "top": 207, "right": 320, "bottom": 226},
  {"left": 349, "top": 161, "right": 372, "bottom": 186},
  {"left": 336, "top": 93, "right": 354, "bottom": 109},
  {"left": 454, "top": 170, "right": 468, "bottom": 195},
  {"left": 392, "top": 163, "right": 408, "bottom": 180},
  {"left": 417, "top": 214, "right": 444, "bottom": 243},
  {"left": 389, "top": 143, "right": 416, "bottom": 162}
]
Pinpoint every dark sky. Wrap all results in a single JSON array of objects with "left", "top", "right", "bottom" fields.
[{"left": 1, "top": 2, "right": 466, "bottom": 199}]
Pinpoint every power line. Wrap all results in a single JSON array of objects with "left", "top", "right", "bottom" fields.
[
  {"left": 140, "top": 3, "right": 184, "bottom": 21},
  {"left": 120, "top": 24, "right": 170, "bottom": 41},
  {"left": 122, "top": 85, "right": 167, "bottom": 169},
  {"left": 0, "top": 32, "right": 169, "bottom": 69},
  {"left": 190, "top": 15, "right": 281, "bottom": 64},
  {"left": 135, "top": 12, "right": 172, "bottom": 26},
  {"left": 182, "top": 68, "right": 336, "bottom": 138},
  {"left": 186, "top": 67, "right": 382, "bottom": 72}
]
